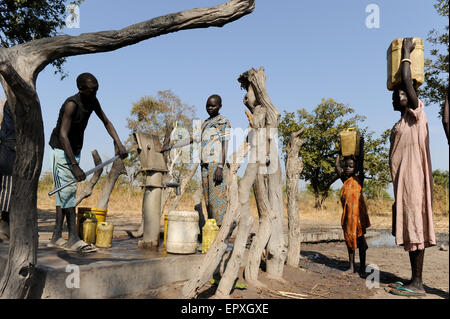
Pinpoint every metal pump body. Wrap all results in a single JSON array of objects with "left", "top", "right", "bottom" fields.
[{"left": 134, "top": 132, "right": 179, "bottom": 248}]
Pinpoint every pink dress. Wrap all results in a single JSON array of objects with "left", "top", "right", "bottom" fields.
[{"left": 389, "top": 99, "right": 436, "bottom": 251}]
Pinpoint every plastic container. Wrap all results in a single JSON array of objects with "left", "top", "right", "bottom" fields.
[
  {"left": 76, "top": 207, "right": 90, "bottom": 235},
  {"left": 166, "top": 210, "right": 199, "bottom": 254},
  {"left": 96, "top": 222, "right": 114, "bottom": 248},
  {"left": 77, "top": 207, "right": 107, "bottom": 236},
  {"left": 387, "top": 37, "right": 424, "bottom": 91},
  {"left": 82, "top": 214, "right": 97, "bottom": 245},
  {"left": 202, "top": 219, "right": 219, "bottom": 254},
  {"left": 340, "top": 128, "right": 360, "bottom": 157},
  {"left": 163, "top": 214, "right": 168, "bottom": 248}
]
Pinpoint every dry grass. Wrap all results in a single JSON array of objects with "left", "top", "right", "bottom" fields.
[{"left": 38, "top": 179, "right": 449, "bottom": 232}]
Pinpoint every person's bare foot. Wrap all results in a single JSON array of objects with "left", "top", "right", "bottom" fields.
[
  {"left": 402, "top": 281, "right": 425, "bottom": 294},
  {"left": 358, "top": 268, "right": 368, "bottom": 278},
  {"left": 47, "top": 237, "right": 67, "bottom": 248}
]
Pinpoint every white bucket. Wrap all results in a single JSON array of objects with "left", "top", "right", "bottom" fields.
[{"left": 166, "top": 210, "right": 200, "bottom": 254}]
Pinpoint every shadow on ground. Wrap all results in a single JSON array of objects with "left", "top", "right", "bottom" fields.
[{"left": 301, "top": 249, "right": 449, "bottom": 299}]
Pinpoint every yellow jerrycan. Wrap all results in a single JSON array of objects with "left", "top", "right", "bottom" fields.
[
  {"left": 387, "top": 37, "right": 424, "bottom": 91},
  {"left": 163, "top": 214, "right": 168, "bottom": 248},
  {"left": 96, "top": 222, "right": 114, "bottom": 248},
  {"left": 82, "top": 213, "right": 97, "bottom": 245},
  {"left": 202, "top": 219, "right": 219, "bottom": 254},
  {"left": 339, "top": 128, "right": 361, "bottom": 157}
]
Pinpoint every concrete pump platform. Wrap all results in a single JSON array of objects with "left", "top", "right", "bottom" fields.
[
  {"left": 0, "top": 236, "right": 204, "bottom": 299},
  {"left": 0, "top": 228, "right": 379, "bottom": 299}
]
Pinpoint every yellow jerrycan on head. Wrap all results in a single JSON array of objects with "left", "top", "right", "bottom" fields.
[
  {"left": 202, "top": 219, "right": 219, "bottom": 254},
  {"left": 387, "top": 37, "right": 424, "bottom": 91},
  {"left": 339, "top": 128, "right": 361, "bottom": 157}
]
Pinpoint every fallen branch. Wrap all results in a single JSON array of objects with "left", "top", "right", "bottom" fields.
[
  {"left": 265, "top": 288, "right": 307, "bottom": 299},
  {"left": 168, "top": 163, "right": 199, "bottom": 212},
  {"left": 75, "top": 150, "right": 102, "bottom": 206},
  {"left": 97, "top": 144, "right": 127, "bottom": 210}
]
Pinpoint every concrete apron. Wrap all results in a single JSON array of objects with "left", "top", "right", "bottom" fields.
[
  {"left": 0, "top": 237, "right": 204, "bottom": 299},
  {"left": 0, "top": 229, "right": 380, "bottom": 299}
]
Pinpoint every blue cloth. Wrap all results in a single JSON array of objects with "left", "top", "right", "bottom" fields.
[
  {"left": 51, "top": 148, "right": 80, "bottom": 209},
  {"left": 201, "top": 163, "right": 228, "bottom": 226},
  {"left": 200, "top": 114, "right": 231, "bottom": 164}
]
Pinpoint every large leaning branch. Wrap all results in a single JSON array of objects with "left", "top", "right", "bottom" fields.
[{"left": 18, "top": 0, "right": 255, "bottom": 79}]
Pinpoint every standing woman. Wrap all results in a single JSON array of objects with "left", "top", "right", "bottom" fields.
[{"left": 389, "top": 38, "right": 436, "bottom": 297}]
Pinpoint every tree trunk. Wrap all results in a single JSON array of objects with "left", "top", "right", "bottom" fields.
[
  {"left": 214, "top": 163, "right": 258, "bottom": 297},
  {"left": 244, "top": 167, "right": 272, "bottom": 284},
  {"left": 285, "top": 130, "right": 304, "bottom": 267},
  {"left": 241, "top": 67, "right": 286, "bottom": 282},
  {"left": 0, "top": 69, "right": 41, "bottom": 298},
  {"left": 265, "top": 159, "right": 286, "bottom": 279},
  {"left": 313, "top": 192, "right": 327, "bottom": 210},
  {"left": 216, "top": 66, "right": 285, "bottom": 296},
  {"left": 0, "top": 0, "right": 255, "bottom": 298}
]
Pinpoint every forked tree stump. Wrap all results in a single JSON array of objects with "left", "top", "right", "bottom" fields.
[{"left": 285, "top": 129, "right": 304, "bottom": 267}]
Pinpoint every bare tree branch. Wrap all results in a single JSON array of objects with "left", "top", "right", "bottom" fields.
[
  {"left": 168, "top": 163, "right": 199, "bottom": 212},
  {"left": 75, "top": 150, "right": 103, "bottom": 206},
  {"left": 20, "top": 0, "right": 255, "bottom": 78}
]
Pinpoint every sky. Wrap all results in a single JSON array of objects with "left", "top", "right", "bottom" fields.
[{"left": 1, "top": 0, "right": 448, "bottom": 190}]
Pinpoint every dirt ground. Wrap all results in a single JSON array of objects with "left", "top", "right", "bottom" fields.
[
  {"left": 144, "top": 240, "right": 448, "bottom": 300},
  {"left": 36, "top": 209, "right": 449, "bottom": 300}
]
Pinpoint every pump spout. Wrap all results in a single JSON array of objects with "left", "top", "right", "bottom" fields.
[{"left": 164, "top": 182, "right": 181, "bottom": 195}]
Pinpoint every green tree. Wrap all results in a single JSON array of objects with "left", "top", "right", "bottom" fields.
[
  {"left": 419, "top": 0, "right": 449, "bottom": 113},
  {"left": 362, "top": 129, "right": 391, "bottom": 200},
  {"left": 125, "top": 90, "right": 195, "bottom": 185},
  {"left": 279, "top": 98, "right": 391, "bottom": 209},
  {"left": 432, "top": 169, "right": 449, "bottom": 215},
  {"left": 432, "top": 169, "right": 449, "bottom": 188},
  {"left": 279, "top": 98, "right": 366, "bottom": 209},
  {"left": 0, "top": 0, "right": 83, "bottom": 77}
]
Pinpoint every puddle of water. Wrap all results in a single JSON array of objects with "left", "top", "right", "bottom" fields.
[
  {"left": 368, "top": 231, "right": 449, "bottom": 248},
  {"left": 368, "top": 232, "right": 397, "bottom": 248}
]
